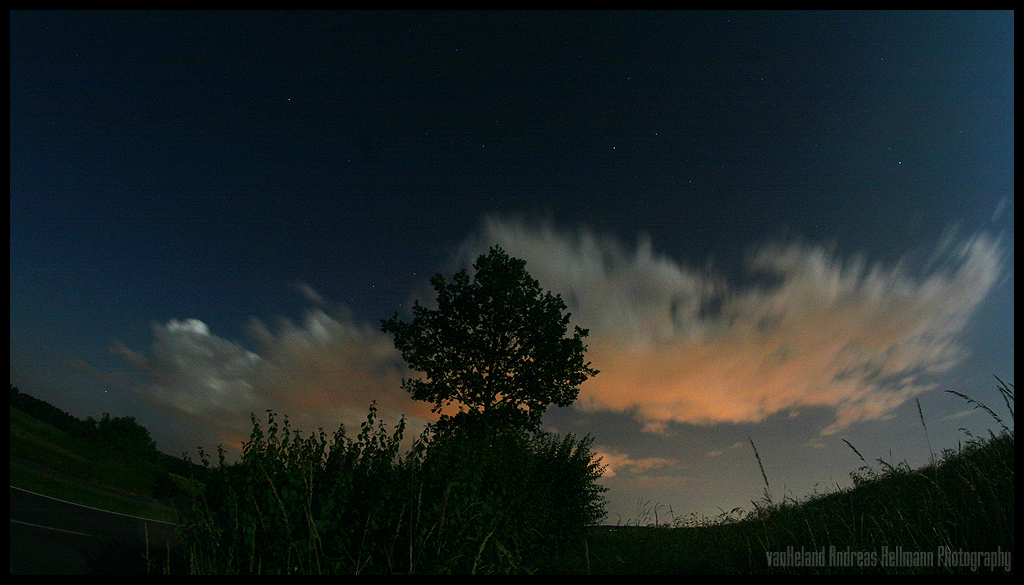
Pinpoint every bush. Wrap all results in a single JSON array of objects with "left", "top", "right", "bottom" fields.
[
  {"left": 180, "top": 405, "right": 607, "bottom": 574},
  {"left": 409, "top": 422, "right": 608, "bottom": 573}
]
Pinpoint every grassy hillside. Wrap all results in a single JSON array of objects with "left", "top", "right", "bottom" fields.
[
  {"left": 551, "top": 380, "right": 1014, "bottom": 574},
  {"left": 9, "top": 389, "right": 204, "bottom": 524},
  {"left": 558, "top": 430, "right": 1013, "bottom": 574}
]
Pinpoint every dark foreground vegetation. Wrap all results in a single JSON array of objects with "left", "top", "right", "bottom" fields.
[
  {"left": 181, "top": 405, "right": 606, "bottom": 574},
  {"left": 172, "top": 378, "right": 1013, "bottom": 574},
  {"left": 566, "top": 378, "right": 1014, "bottom": 575},
  {"left": 9, "top": 377, "right": 1014, "bottom": 574}
]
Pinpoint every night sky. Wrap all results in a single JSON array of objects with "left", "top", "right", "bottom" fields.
[{"left": 10, "top": 11, "right": 1014, "bottom": 524}]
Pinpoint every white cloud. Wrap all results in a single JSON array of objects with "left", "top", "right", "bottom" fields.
[
  {"left": 458, "top": 216, "right": 1005, "bottom": 435},
  {"left": 594, "top": 447, "right": 676, "bottom": 478},
  {"left": 165, "top": 318, "right": 212, "bottom": 336},
  {"left": 112, "top": 318, "right": 262, "bottom": 424},
  {"left": 113, "top": 302, "right": 428, "bottom": 453}
]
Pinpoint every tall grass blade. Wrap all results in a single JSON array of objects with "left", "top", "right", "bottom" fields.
[
  {"left": 748, "top": 437, "right": 771, "bottom": 505},
  {"left": 946, "top": 388, "right": 1010, "bottom": 433},
  {"left": 842, "top": 439, "right": 866, "bottom": 464},
  {"left": 993, "top": 375, "right": 1014, "bottom": 423},
  {"left": 916, "top": 398, "right": 935, "bottom": 467}
]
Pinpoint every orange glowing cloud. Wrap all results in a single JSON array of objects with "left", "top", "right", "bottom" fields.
[{"left": 459, "top": 217, "right": 1005, "bottom": 435}]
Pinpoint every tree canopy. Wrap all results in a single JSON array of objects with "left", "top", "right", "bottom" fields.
[{"left": 381, "top": 246, "right": 598, "bottom": 433}]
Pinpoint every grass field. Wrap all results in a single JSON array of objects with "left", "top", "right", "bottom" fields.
[
  {"left": 9, "top": 379, "right": 1013, "bottom": 574},
  {"left": 552, "top": 380, "right": 1014, "bottom": 574},
  {"left": 9, "top": 405, "right": 182, "bottom": 524},
  {"left": 559, "top": 430, "right": 1013, "bottom": 574}
]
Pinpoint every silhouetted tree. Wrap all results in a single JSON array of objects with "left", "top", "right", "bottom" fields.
[
  {"left": 381, "top": 246, "right": 598, "bottom": 435},
  {"left": 87, "top": 412, "right": 160, "bottom": 464}
]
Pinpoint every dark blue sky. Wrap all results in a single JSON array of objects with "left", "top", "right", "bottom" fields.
[{"left": 10, "top": 11, "right": 1014, "bottom": 523}]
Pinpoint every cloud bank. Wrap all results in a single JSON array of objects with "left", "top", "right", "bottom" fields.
[
  {"left": 113, "top": 308, "right": 426, "bottom": 452},
  {"left": 114, "top": 216, "right": 1004, "bottom": 452},
  {"left": 455, "top": 217, "right": 1005, "bottom": 435}
]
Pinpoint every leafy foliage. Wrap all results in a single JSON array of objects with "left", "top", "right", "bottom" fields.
[
  {"left": 381, "top": 245, "right": 598, "bottom": 433},
  {"left": 84, "top": 412, "right": 161, "bottom": 463},
  {"left": 181, "top": 406, "right": 607, "bottom": 574}
]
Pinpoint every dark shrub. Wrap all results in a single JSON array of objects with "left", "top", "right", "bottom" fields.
[{"left": 180, "top": 405, "right": 606, "bottom": 574}]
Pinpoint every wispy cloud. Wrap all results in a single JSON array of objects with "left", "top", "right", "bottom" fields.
[
  {"left": 113, "top": 217, "right": 1004, "bottom": 454},
  {"left": 457, "top": 216, "right": 1005, "bottom": 436},
  {"left": 294, "top": 280, "right": 328, "bottom": 306},
  {"left": 594, "top": 447, "right": 676, "bottom": 478},
  {"left": 112, "top": 301, "right": 428, "bottom": 453}
]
